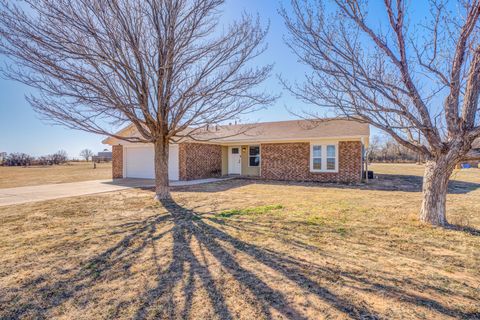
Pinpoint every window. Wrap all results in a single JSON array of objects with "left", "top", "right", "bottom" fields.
[
  {"left": 326, "top": 145, "right": 336, "bottom": 170},
  {"left": 310, "top": 143, "right": 337, "bottom": 172},
  {"left": 312, "top": 145, "right": 322, "bottom": 170},
  {"left": 231, "top": 147, "right": 239, "bottom": 154},
  {"left": 249, "top": 146, "right": 260, "bottom": 167}
]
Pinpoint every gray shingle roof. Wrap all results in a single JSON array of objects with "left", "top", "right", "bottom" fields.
[{"left": 103, "top": 119, "right": 369, "bottom": 145}]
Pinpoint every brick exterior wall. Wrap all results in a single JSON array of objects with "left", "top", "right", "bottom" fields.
[
  {"left": 112, "top": 145, "right": 123, "bottom": 179},
  {"left": 179, "top": 143, "right": 222, "bottom": 180},
  {"left": 260, "top": 141, "right": 362, "bottom": 183}
]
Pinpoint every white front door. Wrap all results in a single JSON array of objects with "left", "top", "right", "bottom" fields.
[{"left": 228, "top": 146, "right": 241, "bottom": 174}]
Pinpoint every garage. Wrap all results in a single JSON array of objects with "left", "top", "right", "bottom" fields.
[{"left": 124, "top": 144, "right": 179, "bottom": 180}]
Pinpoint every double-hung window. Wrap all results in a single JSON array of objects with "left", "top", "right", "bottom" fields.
[
  {"left": 249, "top": 146, "right": 260, "bottom": 167},
  {"left": 312, "top": 145, "right": 322, "bottom": 170},
  {"left": 326, "top": 145, "right": 336, "bottom": 170},
  {"left": 310, "top": 143, "right": 338, "bottom": 172}
]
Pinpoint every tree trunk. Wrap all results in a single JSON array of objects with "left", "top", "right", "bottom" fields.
[
  {"left": 154, "top": 139, "right": 171, "bottom": 200},
  {"left": 419, "top": 159, "right": 455, "bottom": 226}
]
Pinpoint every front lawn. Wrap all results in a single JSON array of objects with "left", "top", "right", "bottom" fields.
[{"left": 0, "top": 164, "right": 479, "bottom": 319}]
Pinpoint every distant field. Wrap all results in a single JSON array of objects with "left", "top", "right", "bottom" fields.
[
  {"left": 370, "top": 162, "right": 480, "bottom": 185},
  {"left": 0, "top": 162, "right": 112, "bottom": 188},
  {"left": 370, "top": 162, "right": 426, "bottom": 176}
]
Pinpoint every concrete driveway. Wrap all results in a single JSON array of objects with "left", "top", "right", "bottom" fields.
[
  {"left": 0, "top": 177, "right": 230, "bottom": 207},
  {"left": 0, "top": 179, "right": 154, "bottom": 207}
]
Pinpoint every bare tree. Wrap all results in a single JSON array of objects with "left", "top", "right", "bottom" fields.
[
  {"left": 368, "top": 137, "right": 418, "bottom": 163},
  {"left": 0, "top": 152, "right": 6, "bottom": 165},
  {"left": 80, "top": 149, "right": 94, "bottom": 162},
  {"left": 0, "top": 0, "right": 274, "bottom": 199},
  {"left": 52, "top": 150, "right": 68, "bottom": 165},
  {"left": 3, "top": 153, "right": 34, "bottom": 167},
  {"left": 281, "top": 0, "right": 480, "bottom": 226},
  {"left": 366, "top": 135, "right": 382, "bottom": 163}
]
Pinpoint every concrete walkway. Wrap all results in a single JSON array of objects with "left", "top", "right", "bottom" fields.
[{"left": 0, "top": 177, "right": 229, "bottom": 207}]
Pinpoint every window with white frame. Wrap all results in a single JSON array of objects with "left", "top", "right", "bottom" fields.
[
  {"left": 326, "top": 145, "right": 336, "bottom": 170},
  {"left": 312, "top": 145, "right": 322, "bottom": 170},
  {"left": 310, "top": 143, "right": 338, "bottom": 172}
]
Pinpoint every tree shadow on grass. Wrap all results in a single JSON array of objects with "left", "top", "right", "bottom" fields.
[
  {"left": 133, "top": 199, "right": 385, "bottom": 320},
  {"left": 149, "top": 200, "right": 479, "bottom": 319},
  {"left": 204, "top": 215, "right": 480, "bottom": 316},
  {"left": 171, "top": 174, "right": 480, "bottom": 195},
  {"left": 367, "top": 173, "right": 480, "bottom": 194},
  {"left": 1, "top": 213, "right": 173, "bottom": 319},
  {"left": 446, "top": 224, "right": 480, "bottom": 236},
  {"left": 3, "top": 200, "right": 479, "bottom": 319}
]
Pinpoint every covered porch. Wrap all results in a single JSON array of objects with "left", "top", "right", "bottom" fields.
[{"left": 221, "top": 145, "right": 261, "bottom": 177}]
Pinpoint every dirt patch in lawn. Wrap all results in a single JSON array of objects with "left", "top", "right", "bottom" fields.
[
  {"left": 0, "top": 164, "right": 479, "bottom": 319},
  {"left": 0, "top": 162, "right": 112, "bottom": 188}
]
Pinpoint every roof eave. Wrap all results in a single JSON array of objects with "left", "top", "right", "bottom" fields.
[{"left": 180, "top": 134, "right": 370, "bottom": 146}]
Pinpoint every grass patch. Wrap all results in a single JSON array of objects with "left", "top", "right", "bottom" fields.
[
  {"left": 216, "top": 204, "right": 283, "bottom": 218},
  {"left": 305, "top": 216, "right": 327, "bottom": 226},
  {"left": 335, "top": 227, "right": 348, "bottom": 236}
]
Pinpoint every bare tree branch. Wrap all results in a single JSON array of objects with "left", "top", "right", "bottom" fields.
[
  {"left": 282, "top": 0, "right": 480, "bottom": 225},
  {"left": 0, "top": 0, "right": 275, "bottom": 198}
]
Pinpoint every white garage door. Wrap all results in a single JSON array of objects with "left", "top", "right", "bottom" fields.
[{"left": 124, "top": 144, "right": 179, "bottom": 180}]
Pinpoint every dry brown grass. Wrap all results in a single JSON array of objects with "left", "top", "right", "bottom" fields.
[
  {"left": 0, "top": 162, "right": 112, "bottom": 188},
  {"left": 0, "top": 164, "right": 479, "bottom": 319}
]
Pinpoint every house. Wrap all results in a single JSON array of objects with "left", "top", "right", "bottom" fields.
[
  {"left": 102, "top": 119, "right": 370, "bottom": 183},
  {"left": 457, "top": 139, "right": 480, "bottom": 168},
  {"left": 92, "top": 149, "right": 112, "bottom": 162}
]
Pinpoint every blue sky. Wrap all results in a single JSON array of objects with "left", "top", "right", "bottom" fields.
[{"left": 0, "top": 0, "right": 430, "bottom": 157}]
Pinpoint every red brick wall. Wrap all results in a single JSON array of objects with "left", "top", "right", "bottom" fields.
[
  {"left": 179, "top": 143, "right": 222, "bottom": 180},
  {"left": 112, "top": 145, "right": 123, "bottom": 179},
  {"left": 260, "top": 141, "right": 362, "bottom": 183}
]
